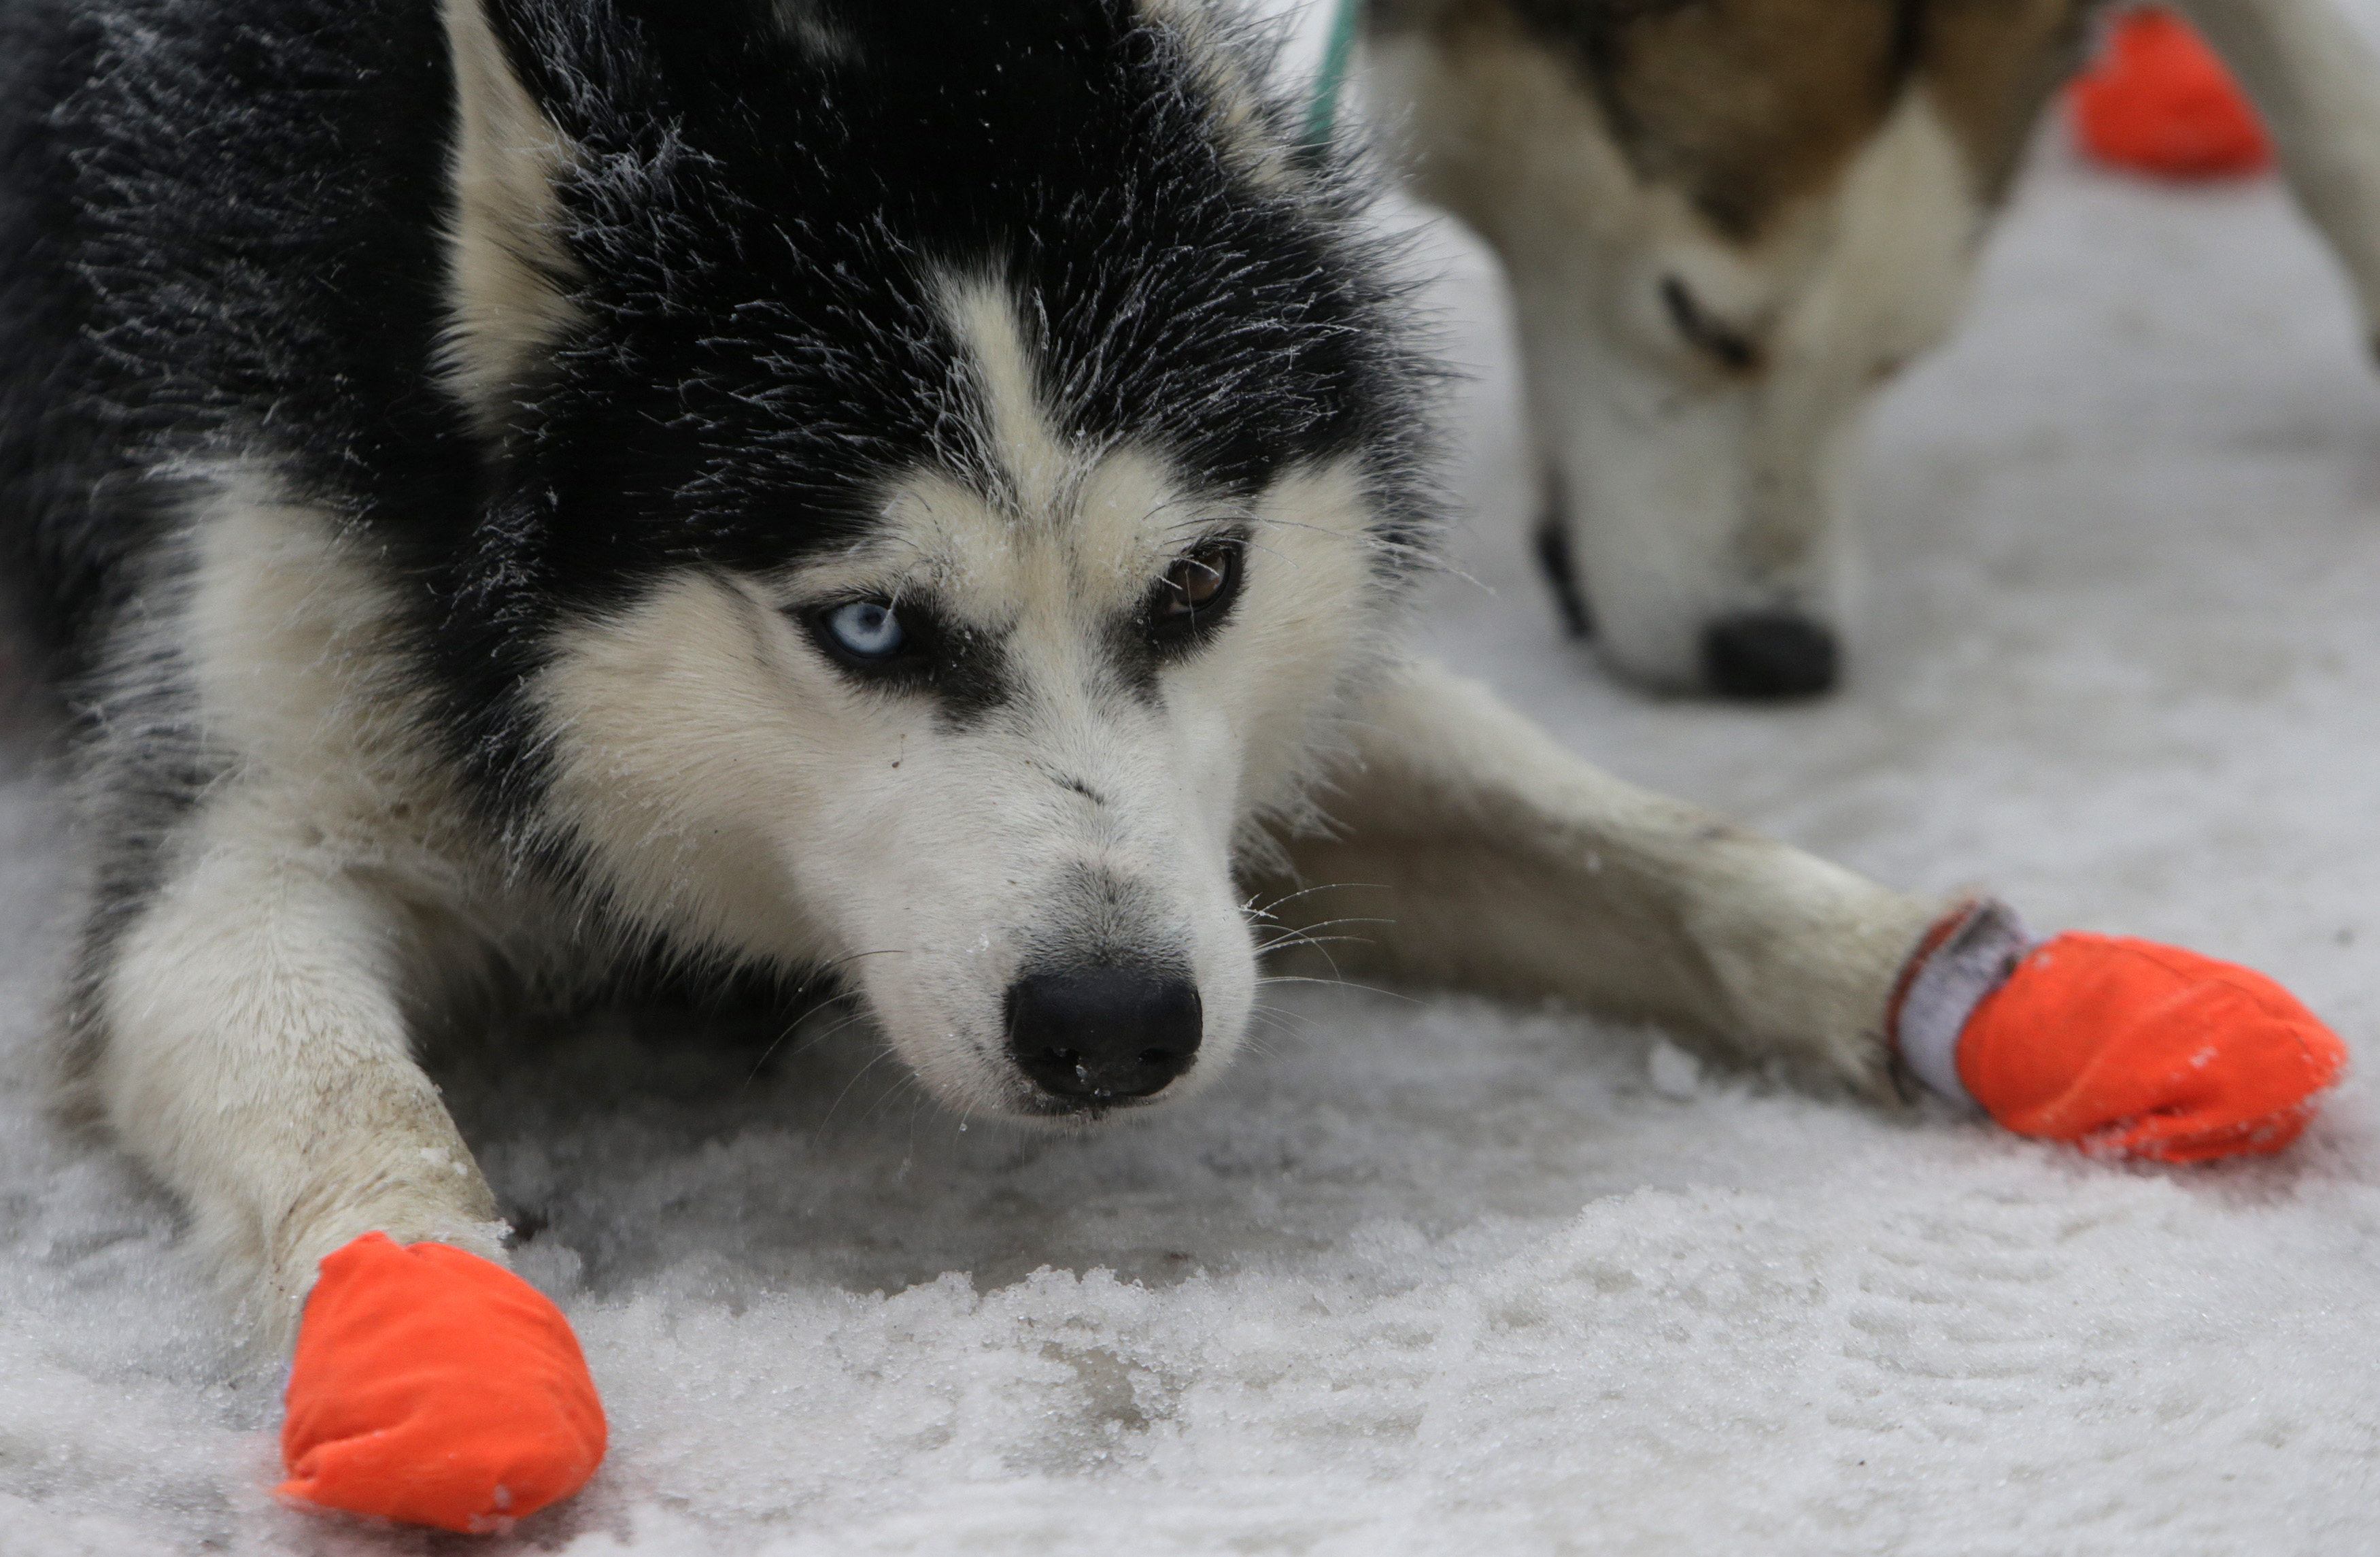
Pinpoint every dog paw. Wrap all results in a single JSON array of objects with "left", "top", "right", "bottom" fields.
[
  {"left": 1961, "top": 933, "right": 2347, "bottom": 1162},
  {"left": 277, "top": 1232, "right": 607, "bottom": 1534},
  {"left": 2069, "top": 7, "right": 2271, "bottom": 180},
  {"left": 1894, "top": 904, "right": 2347, "bottom": 1162}
]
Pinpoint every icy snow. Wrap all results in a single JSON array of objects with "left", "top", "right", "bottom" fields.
[{"left": 6, "top": 6, "right": 2380, "bottom": 1552}]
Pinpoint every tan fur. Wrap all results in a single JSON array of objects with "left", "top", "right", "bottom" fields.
[
  {"left": 1919, "top": 0, "right": 2094, "bottom": 201},
  {"left": 1560, "top": 0, "right": 1914, "bottom": 241},
  {"left": 1373, "top": 0, "right": 2086, "bottom": 277}
]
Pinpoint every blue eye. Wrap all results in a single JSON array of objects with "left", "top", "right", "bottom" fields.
[{"left": 825, "top": 600, "right": 906, "bottom": 658}]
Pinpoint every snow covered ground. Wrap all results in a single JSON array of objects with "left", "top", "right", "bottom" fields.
[{"left": 7, "top": 7, "right": 2380, "bottom": 1553}]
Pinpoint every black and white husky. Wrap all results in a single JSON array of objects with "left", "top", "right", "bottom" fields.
[
  {"left": 3, "top": 0, "right": 1962, "bottom": 1347},
  {"left": 1367, "top": 0, "right": 2380, "bottom": 696}
]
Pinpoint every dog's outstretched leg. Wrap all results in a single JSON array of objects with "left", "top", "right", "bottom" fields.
[
  {"left": 2179, "top": 0, "right": 2380, "bottom": 352},
  {"left": 93, "top": 806, "right": 505, "bottom": 1318},
  {"left": 90, "top": 805, "right": 606, "bottom": 1530},
  {"left": 1264, "top": 661, "right": 2347, "bottom": 1152},
  {"left": 1268, "top": 660, "right": 1937, "bottom": 1094},
  {"left": 71, "top": 484, "right": 607, "bottom": 1533},
  {"left": 88, "top": 794, "right": 605, "bottom": 1531}
]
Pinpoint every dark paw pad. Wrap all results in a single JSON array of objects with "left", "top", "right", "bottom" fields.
[{"left": 1701, "top": 612, "right": 1839, "bottom": 699}]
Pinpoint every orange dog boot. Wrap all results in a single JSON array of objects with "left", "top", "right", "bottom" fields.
[
  {"left": 1890, "top": 901, "right": 2347, "bottom": 1162},
  {"left": 2070, "top": 7, "right": 2271, "bottom": 178},
  {"left": 279, "top": 1233, "right": 607, "bottom": 1533}
]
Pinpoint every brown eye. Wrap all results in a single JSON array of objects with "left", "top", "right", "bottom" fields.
[
  {"left": 1150, "top": 538, "right": 1242, "bottom": 642},
  {"left": 1167, "top": 553, "right": 1225, "bottom": 609}
]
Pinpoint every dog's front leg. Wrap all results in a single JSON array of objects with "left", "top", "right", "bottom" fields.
[
  {"left": 1262, "top": 661, "right": 2347, "bottom": 1156},
  {"left": 2180, "top": 0, "right": 2380, "bottom": 349},
  {"left": 92, "top": 788, "right": 500, "bottom": 1320},
  {"left": 88, "top": 784, "right": 603, "bottom": 1531},
  {"left": 1264, "top": 660, "right": 1938, "bottom": 1093}
]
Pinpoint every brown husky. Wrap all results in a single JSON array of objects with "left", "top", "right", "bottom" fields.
[{"left": 1367, "top": 0, "right": 2380, "bottom": 694}]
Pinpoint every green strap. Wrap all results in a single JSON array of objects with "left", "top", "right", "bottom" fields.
[{"left": 1302, "top": 0, "right": 1365, "bottom": 150}]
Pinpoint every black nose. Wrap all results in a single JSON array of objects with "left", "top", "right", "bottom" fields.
[
  {"left": 1701, "top": 611, "right": 1839, "bottom": 699},
  {"left": 1004, "top": 968, "right": 1202, "bottom": 1103}
]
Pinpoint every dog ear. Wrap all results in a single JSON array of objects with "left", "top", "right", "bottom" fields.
[
  {"left": 439, "top": 0, "right": 583, "bottom": 433},
  {"left": 1136, "top": 0, "right": 1317, "bottom": 194}
]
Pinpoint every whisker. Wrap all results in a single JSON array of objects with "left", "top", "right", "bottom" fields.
[
  {"left": 1251, "top": 915, "right": 1380, "bottom": 983},
  {"left": 787, "top": 1005, "right": 879, "bottom": 1055},
  {"left": 733, "top": 945, "right": 924, "bottom": 1090},
  {"left": 1253, "top": 973, "right": 1423, "bottom": 1005},
  {"left": 1253, "top": 933, "right": 1377, "bottom": 958},
  {"left": 738, "top": 987, "right": 869, "bottom": 1090},
  {"left": 1240, "top": 880, "right": 1389, "bottom": 921},
  {"left": 857, "top": 1067, "right": 932, "bottom": 1131},
  {"left": 819, "top": 1045, "right": 901, "bottom": 1134},
  {"left": 1257, "top": 913, "right": 1394, "bottom": 937}
]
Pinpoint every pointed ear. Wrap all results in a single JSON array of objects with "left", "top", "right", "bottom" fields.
[{"left": 440, "top": 0, "right": 582, "bottom": 431}]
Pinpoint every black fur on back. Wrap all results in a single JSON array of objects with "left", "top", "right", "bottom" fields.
[{"left": 0, "top": 0, "right": 1437, "bottom": 837}]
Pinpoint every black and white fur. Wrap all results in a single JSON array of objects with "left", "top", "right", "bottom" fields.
[{"left": 0, "top": 0, "right": 1941, "bottom": 1343}]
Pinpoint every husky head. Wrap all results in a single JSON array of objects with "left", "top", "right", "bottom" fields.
[
  {"left": 1372, "top": 0, "right": 2088, "bottom": 695},
  {"left": 427, "top": 0, "right": 1433, "bottom": 1118}
]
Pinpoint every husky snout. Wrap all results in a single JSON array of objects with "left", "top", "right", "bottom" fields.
[
  {"left": 982, "top": 848, "right": 1236, "bottom": 1116},
  {"left": 1005, "top": 965, "right": 1202, "bottom": 1105},
  {"left": 1374, "top": 21, "right": 1989, "bottom": 698}
]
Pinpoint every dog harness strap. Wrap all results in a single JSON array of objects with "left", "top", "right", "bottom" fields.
[
  {"left": 1304, "top": 0, "right": 1365, "bottom": 150},
  {"left": 1889, "top": 899, "right": 2033, "bottom": 1111}
]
